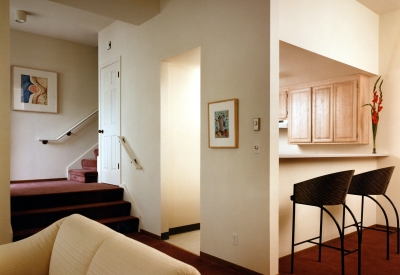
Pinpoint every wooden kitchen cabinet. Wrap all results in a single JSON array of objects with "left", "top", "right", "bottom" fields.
[
  {"left": 313, "top": 84, "right": 333, "bottom": 143},
  {"left": 279, "top": 89, "right": 288, "bottom": 120},
  {"left": 287, "top": 74, "right": 369, "bottom": 144},
  {"left": 288, "top": 87, "right": 312, "bottom": 143}
]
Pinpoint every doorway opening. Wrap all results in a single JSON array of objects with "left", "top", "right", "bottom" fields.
[{"left": 160, "top": 47, "right": 201, "bottom": 254}]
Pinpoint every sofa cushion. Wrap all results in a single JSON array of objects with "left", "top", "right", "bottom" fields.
[
  {"left": 87, "top": 233, "right": 200, "bottom": 275},
  {"left": 49, "top": 214, "right": 116, "bottom": 275}
]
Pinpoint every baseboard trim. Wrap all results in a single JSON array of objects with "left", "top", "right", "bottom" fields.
[
  {"left": 200, "top": 251, "right": 262, "bottom": 275},
  {"left": 11, "top": 178, "right": 68, "bottom": 184},
  {"left": 161, "top": 232, "right": 169, "bottom": 240},
  {"left": 140, "top": 229, "right": 161, "bottom": 240},
  {"left": 161, "top": 223, "right": 201, "bottom": 240},
  {"left": 370, "top": 224, "right": 398, "bottom": 231},
  {"left": 170, "top": 223, "right": 200, "bottom": 236}
]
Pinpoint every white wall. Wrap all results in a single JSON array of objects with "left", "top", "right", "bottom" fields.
[
  {"left": 376, "top": 9, "right": 400, "bottom": 226},
  {"left": 161, "top": 48, "right": 201, "bottom": 230},
  {"left": 0, "top": 0, "right": 12, "bottom": 244},
  {"left": 280, "top": 0, "right": 379, "bottom": 75},
  {"left": 10, "top": 30, "right": 98, "bottom": 180},
  {"left": 99, "top": 0, "right": 279, "bottom": 273}
]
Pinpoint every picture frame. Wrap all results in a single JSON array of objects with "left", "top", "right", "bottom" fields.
[
  {"left": 12, "top": 66, "right": 58, "bottom": 113},
  {"left": 208, "top": 98, "right": 238, "bottom": 148}
]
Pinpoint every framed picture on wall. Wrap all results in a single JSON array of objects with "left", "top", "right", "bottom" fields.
[
  {"left": 12, "top": 66, "right": 57, "bottom": 113},
  {"left": 208, "top": 98, "right": 238, "bottom": 148}
]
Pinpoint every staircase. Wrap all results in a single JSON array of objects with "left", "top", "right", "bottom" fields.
[
  {"left": 11, "top": 149, "right": 139, "bottom": 241},
  {"left": 68, "top": 149, "right": 99, "bottom": 183}
]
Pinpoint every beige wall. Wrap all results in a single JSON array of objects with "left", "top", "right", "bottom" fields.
[
  {"left": 376, "top": 9, "right": 400, "bottom": 225},
  {"left": 280, "top": 0, "right": 379, "bottom": 74},
  {"left": 161, "top": 48, "right": 201, "bottom": 230},
  {"left": 10, "top": 30, "right": 98, "bottom": 180},
  {"left": 278, "top": 0, "right": 384, "bottom": 258},
  {"left": 0, "top": 0, "right": 12, "bottom": 244},
  {"left": 99, "top": 0, "right": 279, "bottom": 273},
  {"left": 279, "top": 158, "right": 377, "bottom": 257}
]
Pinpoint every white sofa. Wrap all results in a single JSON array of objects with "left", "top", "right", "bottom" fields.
[{"left": 0, "top": 214, "right": 200, "bottom": 275}]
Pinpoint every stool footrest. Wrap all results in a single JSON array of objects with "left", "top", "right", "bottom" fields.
[{"left": 299, "top": 240, "right": 359, "bottom": 255}]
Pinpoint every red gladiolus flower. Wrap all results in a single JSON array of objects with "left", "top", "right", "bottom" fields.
[
  {"left": 372, "top": 92, "right": 379, "bottom": 103},
  {"left": 378, "top": 105, "right": 383, "bottom": 112}
]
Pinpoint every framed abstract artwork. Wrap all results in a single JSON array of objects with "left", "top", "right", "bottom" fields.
[
  {"left": 12, "top": 66, "right": 57, "bottom": 113},
  {"left": 208, "top": 98, "right": 238, "bottom": 148}
]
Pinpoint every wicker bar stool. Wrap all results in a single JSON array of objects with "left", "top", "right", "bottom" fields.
[
  {"left": 345, "top": 166, "right": 399, "bottom": 260},
  {"left": 290, "top": 170, "right": 362, "bottom": 275}
]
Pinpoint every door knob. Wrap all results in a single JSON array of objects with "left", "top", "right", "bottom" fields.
[{"left": 98, "top": 130, "right": 104, "bottom": 134}]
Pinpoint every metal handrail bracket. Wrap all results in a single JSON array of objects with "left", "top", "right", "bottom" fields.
[
  {"left": 39, "top": 110, "right": 98, "bottom": 144},
  {"left": 118, "top": 136, "right": 142, "bottom": 170}
]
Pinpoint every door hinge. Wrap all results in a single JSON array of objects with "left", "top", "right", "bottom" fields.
[
  {"left": 118, "top": 163, "right": 120, "bottom": 169},
  {"left": 118, "top": 71, "right": 120, "bottom": 78}
]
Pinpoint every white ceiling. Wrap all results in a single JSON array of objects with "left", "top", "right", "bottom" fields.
[
  {"left": 10, "top": 0, "right": 114, "bottom": 47},
  {"left": 9, "top": 0, "right": 159, "bottom": 47},
  {"left": 10, "top": 0, "right": 400, "bottom": 48},
  {"left": 8, "top": 0, "right": 400, "bottom": 87},
  {"left": 357, "top": 0, "right": 400, "bottom": 15}
]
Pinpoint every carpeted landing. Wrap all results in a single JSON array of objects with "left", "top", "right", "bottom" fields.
[
  {"left": 279, "top": 228, "right": 400, "bottom": 275},
  {"left": 126, "top": 232, "right": 250, "bottom": 275},
  {"left": 10, "top": 180, "right": 139, "bottom": 241},
  {"left": 128, "top": 228, "right": 400, "bottom": 275}
]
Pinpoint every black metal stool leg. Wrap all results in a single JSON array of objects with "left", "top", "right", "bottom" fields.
[
  {"left": 321, "top": 207, "right": 345, "bottom": 275},
  {"left": 384, "top": 194, "right": 400, "bottom": 254},
  {"left": 367, "top": 195, "right": 390, "bottom": 260},
  {"left": 291, "top": 200, "right": 296, "bottom": 274},
  {"left": 344, "top": 204, "right": 362, "bottom": 275},
  {"left": 361, "top": 196, "right": 365, "bottom": 241},
  {"left": 341, "top": 205, "right": 345, "bottom": 275},
  {"left": 318, "top": 207, "right": 323, "bottom": 262}
]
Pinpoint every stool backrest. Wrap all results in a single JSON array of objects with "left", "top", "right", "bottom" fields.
[
  {"left": 348, "top": 166, "right": 395, "bottom": 195},
  {"left": 293, "top": 170, "right": 355, "bottom": 206}
]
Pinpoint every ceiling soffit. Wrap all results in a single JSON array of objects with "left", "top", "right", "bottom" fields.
[{"left": 50, "top": 0, "right": 160, "bottom": 26}]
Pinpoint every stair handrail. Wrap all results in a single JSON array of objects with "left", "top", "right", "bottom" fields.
[
  {"left": 39, "top": 110, "right": 98, "bottom": 144},
  {"left": 118, "top": 136, "right": 142, "bottom": 170}
]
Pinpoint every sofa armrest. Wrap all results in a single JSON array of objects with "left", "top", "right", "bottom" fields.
[{"left": 0, "top": 219, "right": 63, "bottom": 275}]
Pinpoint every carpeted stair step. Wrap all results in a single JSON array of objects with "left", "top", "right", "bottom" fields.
[
  {"left": 82, "top": 158, "right": 97, "bottom": 170},
  {"left": 11, "top": 181, "right": 139, "bottom": 242},
  {"left": 12, "top": 200, "right": 131, "bottom": 232},
  {"left": 11, "top": 184, "right": 124, "bottom": 211},
  {"left": 69, "top": 169, "right": 98, "bottom": 183}
]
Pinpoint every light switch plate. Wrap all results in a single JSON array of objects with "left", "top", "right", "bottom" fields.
[{"left": 253, "top": 118, "right": 260, "bottom": 131}]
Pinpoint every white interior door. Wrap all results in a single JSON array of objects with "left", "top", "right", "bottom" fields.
[{"left": 99, "top": 60, "right": 121, "bottom": 185}]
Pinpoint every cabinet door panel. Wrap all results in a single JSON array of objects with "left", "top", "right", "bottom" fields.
[
  {"left": 289, "top": 88, "right": 311, "bottom": 143},
  {"left": 313, "top": 85, "right": 333, "bottom": 142},
  {"left": 279, "top": 89, "right": 288, "bottom": 120},
  {"left": 334, "top": 80, "right": 358, "bottom": 142}
]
